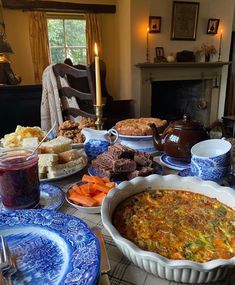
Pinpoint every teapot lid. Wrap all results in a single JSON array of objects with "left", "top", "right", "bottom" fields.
[{"left": 172, "top": 114, "right": 204, "bottom": 130}]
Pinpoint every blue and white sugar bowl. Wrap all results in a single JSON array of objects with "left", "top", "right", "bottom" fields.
[{"left": 81, "top": 128, "right": 119, "bottom": 160}]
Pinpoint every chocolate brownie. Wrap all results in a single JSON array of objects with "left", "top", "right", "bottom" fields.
[
  {"left": 134, "top": 152, "right": 153, "bottom": 167},
  {"left": 108, "top": 143, "right": 135, "bottom": 159},
  {"left": 92, "top": 153, "right": 114, "bottom": 170},
  {"left": 112, "top": 159, "right": 136, "bottom": 172},
  {"left": 127, "top": 166, "right": 155, "bottom": 180}
]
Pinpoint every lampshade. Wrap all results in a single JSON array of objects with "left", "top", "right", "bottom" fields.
[{"left": 0, "top": 33, "right": 13, "bottom": 54}]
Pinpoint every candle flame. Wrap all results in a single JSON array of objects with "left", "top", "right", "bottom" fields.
[
  {"left": 94, "top": 43, "right": 98, "bottom": 56},
  {"left": 147, "top": 27, "right": 149, "bottom": 32},
  {"left": 220, "top": 29, "right": 223, "bottom": 34}
]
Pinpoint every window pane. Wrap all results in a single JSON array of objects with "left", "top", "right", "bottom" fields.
[
  {"left": 50, "top": 48, "right": 65, "bottom": 63},
  {"left": 47, "top": 19, "right": 64, "bottom": 46},
  {"left": 67, "top": 48, "right": 87, "bottom": 65},
  {"left": 65, "top": 19, "right": 86, "bottom": 46}
]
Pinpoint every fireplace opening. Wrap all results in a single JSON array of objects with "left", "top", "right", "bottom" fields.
[{"left": 151, "top": 79, "right": 212, "bottom": 126}]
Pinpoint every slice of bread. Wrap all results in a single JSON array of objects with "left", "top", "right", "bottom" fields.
[
  {"left": 47, "top": 156, "right": 87, "bottom": 178},
  {"left": 40, "top": 136, "right": 72, "bottom": 154},
  {"left": 58, "top": 149, "right": 83, "bottom": 163},
  {"left": 38, "top": 153, "right": 59, "bottom": 167}
]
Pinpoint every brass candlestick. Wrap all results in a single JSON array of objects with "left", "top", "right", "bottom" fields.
[{"left": 95, "top": 105, "right": 103, "bottom": 130}]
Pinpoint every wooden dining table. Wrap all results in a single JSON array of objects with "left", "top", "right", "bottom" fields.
[{"left": 54, "top": 155, "right": 235, "bottom": 285}]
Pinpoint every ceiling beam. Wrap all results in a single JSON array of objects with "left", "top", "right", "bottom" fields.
[{"left": 2, "top": 0, "right": 116, "bottom": 14}]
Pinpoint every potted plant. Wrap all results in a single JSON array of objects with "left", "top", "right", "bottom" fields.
[{"left": 200, "top": 43, "right": 217, "bottom": 62}]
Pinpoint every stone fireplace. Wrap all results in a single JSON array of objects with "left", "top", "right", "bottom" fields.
[
  {"left": 151, "top": 79, "right": 213, "bottom": 126},
  {"left": 136, "top": 62, "right": 230, "bottom": 127}
]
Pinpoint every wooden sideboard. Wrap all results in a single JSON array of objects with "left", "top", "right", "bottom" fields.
[
  {"left": 0, "top": 84, "right": 42, "bottom": 138},
  {"left": 0, "top": 84, "right": 134, "bottom": 138}
]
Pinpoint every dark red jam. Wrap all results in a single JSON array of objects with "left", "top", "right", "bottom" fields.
[{"left": 0, "top": 149, "right": 40, "bottom": 209}]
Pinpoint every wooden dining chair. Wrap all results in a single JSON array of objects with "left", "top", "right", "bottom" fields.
[{"left": 52, "top": 63, "right": 96, "bottom": 121}]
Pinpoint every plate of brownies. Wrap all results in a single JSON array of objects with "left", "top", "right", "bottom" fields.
[{"left": 89, "top": 143, "right": 163, "bottom": 182}]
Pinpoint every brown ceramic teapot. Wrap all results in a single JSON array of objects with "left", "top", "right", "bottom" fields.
[{"left": 149, "top": 114, "right": 209, "bottom": 161}]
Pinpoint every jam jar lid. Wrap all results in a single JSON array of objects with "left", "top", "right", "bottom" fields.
[{"left": 171, "top": 114, "right": 205, "bottom": 130}]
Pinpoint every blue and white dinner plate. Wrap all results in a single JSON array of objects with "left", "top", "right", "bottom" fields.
[
  {"left": 160, "top": 154, "right": 191, "bottom": 171},
  {"left": 0, "top": 210, "right": 100, "bottom": 285},
  {"left": 0, "top": 182, "right": 65, "bottom": 212}
]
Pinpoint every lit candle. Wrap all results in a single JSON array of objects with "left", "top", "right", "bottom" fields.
[
  {"left": 146, "top": 27, "right": 150, "bottom": 62},
  {"left": 219, "top": 29, "right": 223, "bottom": 59},
  {"left": 94, "top": 43, "right": 102, "bottom": 106}
]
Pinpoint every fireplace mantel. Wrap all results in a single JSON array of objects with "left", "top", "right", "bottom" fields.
[
  {"left": 135, "top": 61, "right": 231, "bottom": 125},
  {"left": 136, "top": 62, "right": 231, "bottom": 68}
]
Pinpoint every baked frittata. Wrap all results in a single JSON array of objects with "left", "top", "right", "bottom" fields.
[{"left": 113, "top": 190, "right": 235, "bottom": 263}]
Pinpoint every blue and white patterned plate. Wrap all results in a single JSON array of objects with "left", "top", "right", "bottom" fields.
[
  {"left": 0, "top": 182, "right": 65, "bottom": 212},
  {"left": 160, "top": 154, "right": 191, "bottom": 171},
  {"left": 0, "top": 210, "right": 100, "bottom": 285}
]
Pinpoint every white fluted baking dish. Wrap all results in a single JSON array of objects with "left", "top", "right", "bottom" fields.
[{"left": 101, "top": 174, "right": 235, "bottom": 283}]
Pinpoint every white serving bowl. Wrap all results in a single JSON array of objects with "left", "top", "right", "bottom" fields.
[
  {"left": 117, "top": 134, "right": 155, "bottom": 153},
  {"left": 101, "top": 174, "right": 235, "bottom": 283}
]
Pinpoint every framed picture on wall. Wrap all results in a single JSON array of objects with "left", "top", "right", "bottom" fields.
[
  {"left": 149, "top": 16, "right": 161, "bottom": 33},
  {"left": 207, "top": 18, "right": 220, "bottom": 34},
  {"left": 155, "top": 47, "right": 164, "bottom": 57},
  {"left": 171, "top": 1, "right": 200, "bottom": 40}
]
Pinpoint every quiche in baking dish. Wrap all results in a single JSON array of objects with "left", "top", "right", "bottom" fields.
[{"left": 113, "top": 189, "right": 235, "bottom": 263}]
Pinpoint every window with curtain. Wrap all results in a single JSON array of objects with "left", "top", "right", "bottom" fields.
[{"left": 47, "top": 13, "right": 86, "bottom": 64}]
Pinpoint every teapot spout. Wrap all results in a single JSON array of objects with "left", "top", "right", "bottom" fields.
[{"left": 149, "top": 123, "right": 164, "bottom": 151}]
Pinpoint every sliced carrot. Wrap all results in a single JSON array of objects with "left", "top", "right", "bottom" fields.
[
  {"left": 93, "top": 192, "right": 106, "bottom": 205},
  {"left": 105, "top": 182, "right": 115, "bottom": 189},
  {"left": 80, "top": 183, "right": 97, "bottom": 195},
  {"left": 94, "top": 183, "right": 110, "bottom": 194},
  {"left": 82, "top": 174, "right": 95, "bottom": 183},
  {"left": 91, "top": 176, "right": 105, "bottom": 185},
  {"left": 71, "top": 184, "right": 82, "bottom": 193},
  {"left": 68, "top": 188, "right": 75, "bottom": 196},
  {"left": 68, "top": 175, "right": 115, "bottom": 207},
  {"left": 69, "top": 193, "right": 97, "bottom": 207}
]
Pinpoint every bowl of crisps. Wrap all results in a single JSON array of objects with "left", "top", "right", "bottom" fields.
[{"left": 1, "top": 125, "right": 46, "bottom": 149}]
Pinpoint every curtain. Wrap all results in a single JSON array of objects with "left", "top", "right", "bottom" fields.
[
  {"left": 85, "top": 14, "right": 102, "bottom": 64},
  {"left": 29, "top": 11, "right": 50, "bottom": 83}
]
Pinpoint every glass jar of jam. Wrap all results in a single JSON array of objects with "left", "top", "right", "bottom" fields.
[{"left": 0, "top": 148, "right": 40, "bottom": 210}]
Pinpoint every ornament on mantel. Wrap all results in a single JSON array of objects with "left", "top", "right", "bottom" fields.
[{"left": 166, "top": 53, "right": 175, "bottom": 63}]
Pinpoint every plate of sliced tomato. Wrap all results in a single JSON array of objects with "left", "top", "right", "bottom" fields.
[{"left": 65, "top": 174, "right": 116, "bottom": 213}]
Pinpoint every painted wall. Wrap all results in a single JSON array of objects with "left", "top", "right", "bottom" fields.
[{"left": 118, "top": 0, "right": 235, "bottom": 118}]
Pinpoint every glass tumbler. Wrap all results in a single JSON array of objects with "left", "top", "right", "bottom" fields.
[{"left": 0, "top": 148, "right": 40, "bottom": 210}]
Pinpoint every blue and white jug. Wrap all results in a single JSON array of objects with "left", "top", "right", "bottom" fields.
[{"left": 81, "top": 128, "right": 119, "bottom": 160}]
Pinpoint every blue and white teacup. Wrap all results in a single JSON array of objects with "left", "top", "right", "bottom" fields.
[{"left": 190, "top": 139, "right": 232, "bottom": 182}]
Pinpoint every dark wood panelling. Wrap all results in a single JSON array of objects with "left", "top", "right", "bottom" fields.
[
  {"left": 2, "top": 0, "right": 116, "bottom": 13},
  {"left": 0, "top": 84, "right": 42, "bottom": 138}
]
